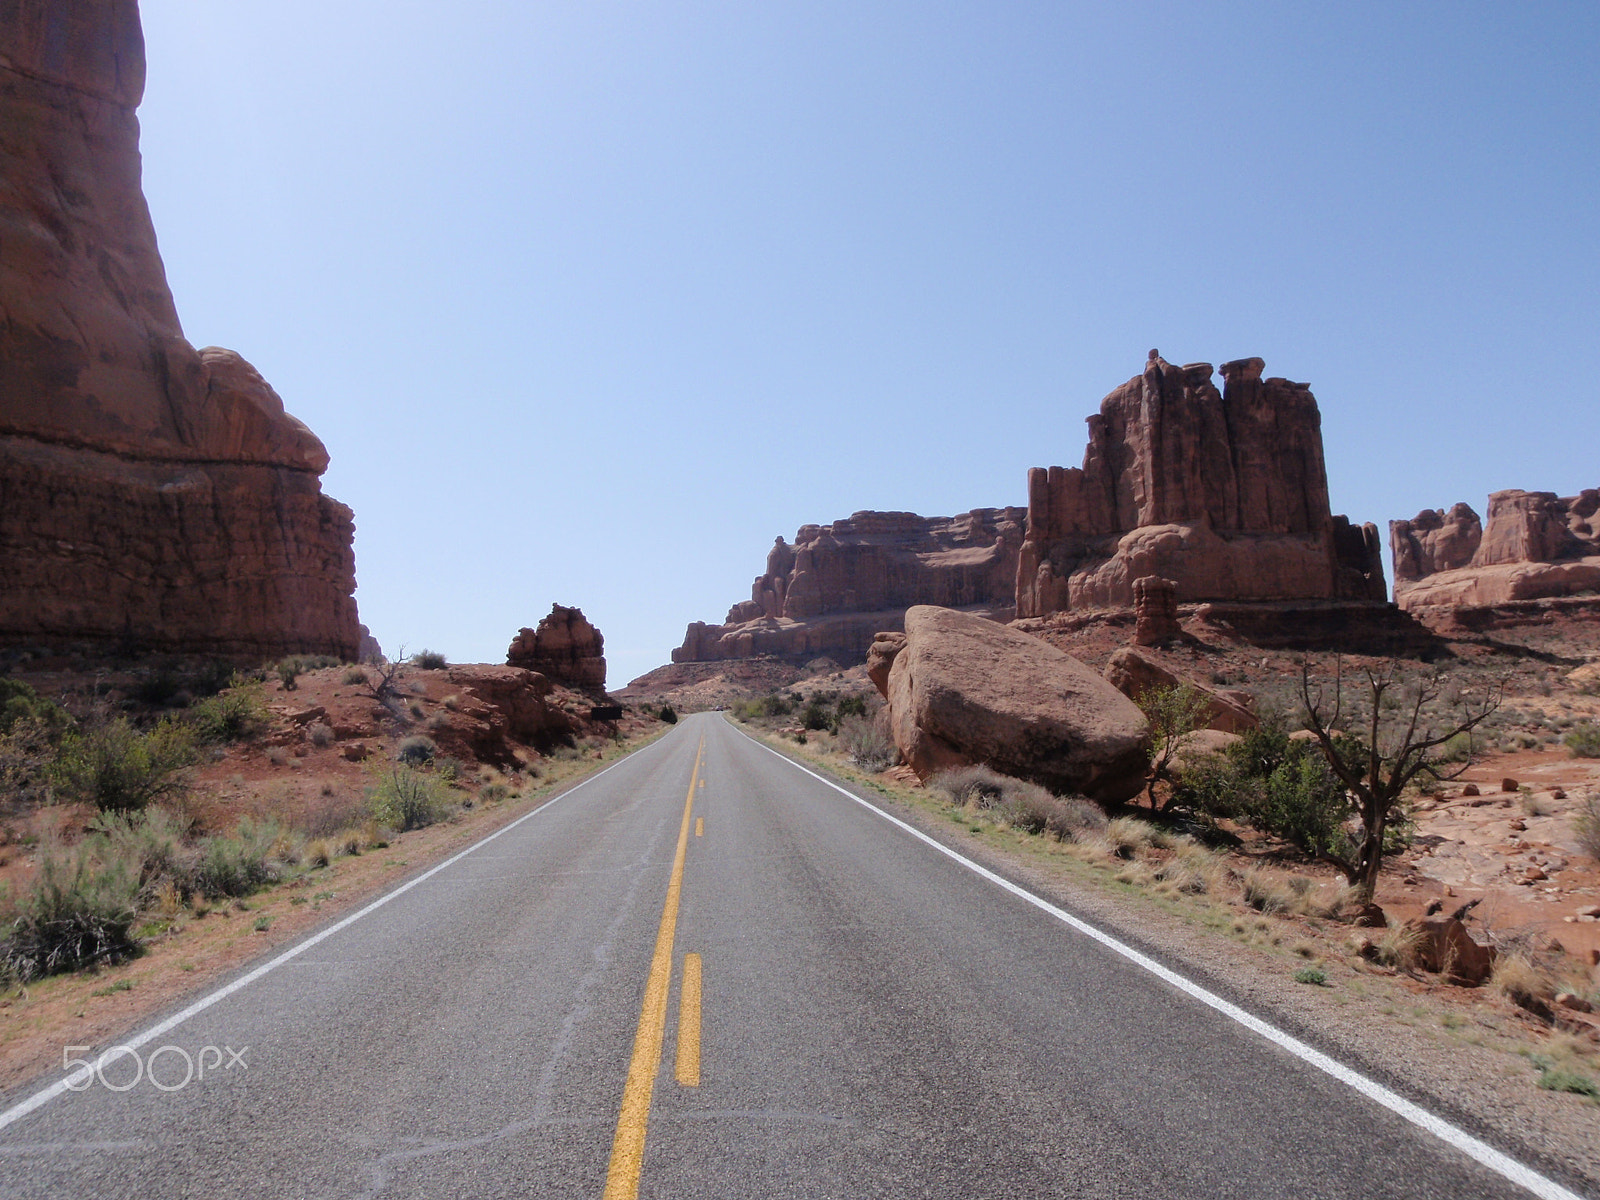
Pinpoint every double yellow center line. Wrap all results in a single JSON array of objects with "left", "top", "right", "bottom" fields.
[{"left": 602, "top": 737, "right": 705, "bottom": 1199}]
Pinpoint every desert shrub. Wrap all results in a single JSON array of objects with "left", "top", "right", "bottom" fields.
[
  {"left": 932, "top": 765, "right": 1105, "bottom": 841},
  {"left": 1574, "top": 791, "right": 1600, "bottom": 862},
  {"left": 187, "top": 685, "right": 267, "bottom": 744},
  {"left": 931, "top": 764, "right": 1011, "bottom": 808},
  {"left": 1492, "top": 952, "right": 1558, "bottom": 1015},
  {"left": 1151, "top": 843, "right": 1226, "bottom": 895},
  {"left": 0, "top": 847, "right": 141, "bottom": 981},
  {"left": 187, "top": 819, "right": 285, "bottom": 898},
  {"left": 732, "top": 694, "right": 791, "bottom": 722},
  {"left": 367, "top": 766, "right": 450, "bottom": 832},
  {"left": 1101, "top": 815, "right": 1155, "bottom": 858},
  {"left": 1436, "top": 731, "right": 1476, "bottom": 763},
  {"left": 479, "top": 783, "right": 510, "bottom": 805},
  {"left": 1538, "top": 1068, "right": 1600, "bottom": 1099},
  {"left": 659, "top": 705, "right": 678, "bottom": 725},
  {"left": 342, "top": 666, "right": 368, "bottom": 686},
  {"left": 837, "top": 715, "right": 894, "bottom": 772},
  {"left": 274, "top": 659, "right": 300, "bottom": 690},
  {"left": 85, "top": 808, "right": 192, "bottom": 899},
  {"left": 306, "top": 721, "right": 335, "bottom": 748},
  {"left": 0, "top": 713, "right": 71, "bottom": 808},
  {"left": 1564, "top": 724, "right": 1600, "bottom": 758},
  {"left": 396, "top": 735, "right": 437, "bottom": 766},
  {"left": 411, "top": 650, "right": 447, "bottom": 670},
  {"left": 1293, "top": 966, "right": 1328, "bottom": 986},
  {"left": 836, "top": 695, "right": 868, "bottom": 721},
  {"left": 800, "top": 700, "right": 833, "bottom": 732},
  {"left": 51, "top": 717, "right": 197, "bottom": 813},
  {"left": 1240, "top": 868, "right": 1293, "bottom": 914},
  {"left": 0, "top": 678, "right": 71, "bottom": 739}
]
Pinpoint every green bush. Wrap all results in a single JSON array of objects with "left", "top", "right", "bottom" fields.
[
  {"left": 367, "top": 766, "right": 451, "bottom": 832},
  {"left": 835, "top": 695, "right": 868, "bottom": 721},
  {"left": 1564, "top": 724, "right": 1600, "bottom": 758},
  {"left": 800, "top": 700, "right": 833, "bottom": 732},
  {"left": 659, "top": 705, "right": 678, "bottom": 724},
  {"left": 274, "top": 659, "right": 299, "bottom": 690},
  {"left": 187, "top": 685, "right": 267, "bottom": 743},
  {"left": 411, "top": 650, "right": 448, "bottom": 670},
  {"left": 50, "top": 717, "right": 197, "bottom": 813},
  {"left": 0, "top": 679, "right": 70, "bottom": 738},
  {"left": 1, "top": 847, "right": 141, "bottom": 981},
  {"left": 187, "top": 819, "right": 284, "bottom": 898}
]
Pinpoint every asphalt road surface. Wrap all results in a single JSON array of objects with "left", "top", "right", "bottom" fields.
[{"left": 0, "top": 713, "right": 1587, "bottom": 1199}]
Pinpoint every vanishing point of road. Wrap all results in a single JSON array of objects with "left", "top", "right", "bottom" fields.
[{"left": 0, "top": 713, "right": 1587, "bottom": 1199}]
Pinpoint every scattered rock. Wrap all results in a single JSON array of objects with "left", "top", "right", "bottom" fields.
[
  {"left": 869, "top": 605, "right": 1150, "bottom": 803},
  {"left": 1461, "top": 783, "right": 1480, "bottom": 797},
  {"left": 1501, "top": 778, "right": 1519, "bottom": 793},
  {"left": 1355, "top": 903, "right": 1388, "bottom": 929},
  {"left": 1408, "top": 917, "right": 1496, "bottom": 986},
  {"left": 1556, "top": 993, "right": 1595, "bottom": 1013},
  {"left": 1578, "top": 904, "right": 1600, "bottom": 918},
  {"left": 342, "top": 743, "right": 370, "bottom": 762}
]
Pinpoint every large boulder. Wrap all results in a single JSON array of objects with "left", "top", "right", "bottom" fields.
[
  {"left": 869, "top": 606, "right": 1150, "bottom": 803},
  {"left": 1102, "top": 647, "right": 1258, "bottom": 735}
]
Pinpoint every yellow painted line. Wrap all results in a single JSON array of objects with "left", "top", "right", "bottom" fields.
[
  {"left": 601, "top": 737, "right": 703, "bottom": 1200},
  {"left": 694, "top": 817, "right": 703, "bottom": 837},
  {"left": 675, "top": 953, "right": 702, "bottom": 1086}
]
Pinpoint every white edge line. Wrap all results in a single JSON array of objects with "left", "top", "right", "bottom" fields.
[
  {"left": 744, "top": 730, "right": 1590, "bottom": 1200},
  {"left": 0, "top": 738, "right": 668, "bottom": 1134}
]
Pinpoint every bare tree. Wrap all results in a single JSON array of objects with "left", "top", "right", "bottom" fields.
[{"left": 1299, "top": 657, "right": 1501, "bottom": 902}]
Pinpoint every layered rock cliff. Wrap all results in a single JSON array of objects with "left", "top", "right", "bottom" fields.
[
  {"left": 1015, "top": 352, "right": 1385, "bottom": 616},
  {"left": 1391, "top": 489, "right": 1600, "bottom": 613},
  {"left": 0, "top": 0, "right": 360, "bottom": 658},
  {"left": 673, "top": 509, "right": 1023, "bottom": 665}
]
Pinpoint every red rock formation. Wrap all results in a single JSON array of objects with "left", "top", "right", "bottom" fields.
[
  {"left": 0, "top": 0, "right": 360, "bottom": 659},
  {"left": 673, "top": 509, "right": 1024, "bottom": 665},
  {"left": 868, "top": 606, "right": 1150, "bottom": 803},
  {"left": 507, "top": 604, "right": 608, "bottom": 694},
  {"left": 1015, "top": 352, "right": 1385, "bottom": 617},
  {"left": 1391, "top": 489, "right": 1600, "bottom": 615},
  {"left": 1131, "top": 576, "right": 1180, "bottom": 645}
]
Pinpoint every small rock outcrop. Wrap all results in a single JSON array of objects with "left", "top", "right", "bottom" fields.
[
  {"left": 868, "top": 606, "right": 1150, "bottom": 803},
  {"left": 507, "top": 605, "right": 608, "bottom": 694},
  {"left": 674, "top": 509, "right": 1024, "bottom": 666},
  {"left": 1391, "top": 489, "right": 1600, "bottom": 617},
  {"left": 1132, "top": 576, "right": 1181, "bottom": 645},
  {"left": 1015, "top": 352, "right": 1386, "bottom": 618},
  {"left": 1101, "top": 647, "right": 1258, "bottom": 735},
  {"left": 0, "top": 0, "right": 360, "bottom": 659}
]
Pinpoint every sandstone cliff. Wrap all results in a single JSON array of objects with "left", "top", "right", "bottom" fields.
[
  {"left": 0, "top": 0, "right": 360, "bottom": 658},
  {"left": 673, "top": 509, "right": 1024, "bottom": 666},
  {"left": 1391, "top": 489, "right": 1600, "bottom": 614},
  {"left": 1015, "top": 351, "right": 1386, "bottom": 617}
]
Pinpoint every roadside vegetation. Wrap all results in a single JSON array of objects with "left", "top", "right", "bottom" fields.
[{"left": 728, "top": 663, "right": 1600, "bottom": 1106}]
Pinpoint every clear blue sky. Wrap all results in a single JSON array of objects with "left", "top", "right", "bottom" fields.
[{"left": 135, "top": 1, "right": 1598, "bottom": 688}]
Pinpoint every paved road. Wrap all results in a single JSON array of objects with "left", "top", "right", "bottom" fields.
[{"left": 0, "top": 713, "right": 1585, "bottom": 1198}]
